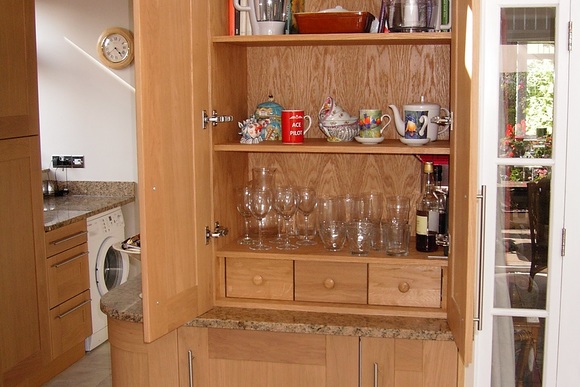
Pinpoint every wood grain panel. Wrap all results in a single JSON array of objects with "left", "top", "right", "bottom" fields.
[
  {"left": 225, "top": 257, "right": 294, "bottom": 300},
  {"left": 246, "top": 45, "right": 450, "bottom": 140},
  {"left": 295, "top": 261, "right": 367, "bottom": 304},
  {"left": 46, "top": 244, "right": 89, "bottom": 309},
  {"left": 360, "top": 337, "right": 396, "bottom": 387},
  {"left": 368, "top": 264, "right": 442, "bottom": 308},
  {"left": 208, "top": 329, "right": 326, "bottom": 365},
  {"left": 423, "top": 340, "right": 458, "bottom": 386}
]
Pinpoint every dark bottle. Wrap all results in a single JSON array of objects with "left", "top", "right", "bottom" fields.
[
  {"left": 434, "top": 165, "right": 448, "bottom": 236},
  {"left": 416, "top": 162, "right": 439, "bottom": 252}
]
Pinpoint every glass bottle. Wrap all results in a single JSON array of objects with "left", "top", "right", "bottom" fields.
[
  {"left": 434, "top": 165, "right": 448, "bottom": 236},
  {"left": 416, "top": 162, "right": 439, "bottom": 252}
]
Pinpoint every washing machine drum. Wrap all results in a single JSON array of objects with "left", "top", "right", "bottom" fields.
[{"left": 96, "top": 236, "right": 129, "bottom": 296}]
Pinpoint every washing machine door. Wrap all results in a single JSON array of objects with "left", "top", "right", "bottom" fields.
[{"left": 96, "top": 236, "right": 129, "bottom": 296}]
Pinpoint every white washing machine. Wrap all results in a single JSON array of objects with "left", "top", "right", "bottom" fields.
[{"left": 85, "top": 207, "right": 130, "bottom": 351}]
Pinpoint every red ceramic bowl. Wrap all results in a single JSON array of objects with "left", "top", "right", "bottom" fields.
[{"left": 294, "top": 12, "right": 375, "bottom": 34}]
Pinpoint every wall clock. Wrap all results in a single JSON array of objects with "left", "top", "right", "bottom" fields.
[{"left": 97, "top": 27, "right": 134, "bottom": 69}]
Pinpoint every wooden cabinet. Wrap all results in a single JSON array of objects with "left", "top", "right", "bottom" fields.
[
  {"left": 44, "top": 221, "right": 91, "bottom": 360},
  {"left": 134, "top": 0, "right": 478, "bottom": 373},
  {"left": 178, "top": 327, "right": 358, "bottom": 387},
  {"left": 0, "top": 1, "right": 49, "bottom": 385},
  {"left": 178, "top": 327, "right": 457, "bottom": 387},
  {"left": 360, "top": 337, "right": 457, "bottom": 386}
]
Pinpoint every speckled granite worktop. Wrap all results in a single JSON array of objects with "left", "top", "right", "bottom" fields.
[
  {"left": 43, "top": 181, "right": 135, "bottom": 231},
  {"left": 101, "top": 275, "right": 454, "bottom": 341}
]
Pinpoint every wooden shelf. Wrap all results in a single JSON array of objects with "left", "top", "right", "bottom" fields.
[
  {"left": 214, "top": 138, "right": 450, "bottom": 155},
  {"left": 216, "top": 239, "right": 448, "bottom": 266},
  {"left": 212, "top": 32, "right": 451, "bottom": 47}
]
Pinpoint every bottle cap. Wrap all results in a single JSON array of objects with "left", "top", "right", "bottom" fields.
[{"left": 424, "top": 161, "right": 434, "bottom": 173}]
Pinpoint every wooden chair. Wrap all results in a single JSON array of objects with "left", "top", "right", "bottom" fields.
[{"left": 527, "top": 176, "right": 550, "bottom": 291}]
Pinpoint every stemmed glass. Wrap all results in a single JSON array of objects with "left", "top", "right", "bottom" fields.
[
  {"left": 235, "top": 186, "right": 254, "bottom": 245},
  {"left": 249, "top": 188, "right": 273, "bottom": 251},
  {"left": 297, "top": 187, "right": 317, "bottom": 246},
  {"left": 273, "top": 186, "right": 299, "bottom": 250}
]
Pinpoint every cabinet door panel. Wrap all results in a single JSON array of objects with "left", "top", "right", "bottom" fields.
[
  {"left": 134, "top": 0, "right": 213, "bottom": 342},
  {"left": 0, "top": 0, "right": 39, "bottom": 139},
  {"left": 447, "top": 0, "right": 479, "bottom": 364},
  {"left": 46, "top": 244, "right": 89, "bottom": 309},
  {"left": 225, "top": 257, "right": 294, "bottom": 300}
]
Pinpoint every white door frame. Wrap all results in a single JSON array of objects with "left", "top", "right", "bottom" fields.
[{"left": 471, "top": 0, "right": 571, "bottom": 385}]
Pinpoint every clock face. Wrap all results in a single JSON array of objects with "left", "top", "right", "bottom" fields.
[
  {"left": 97, "top": 27, "right": 134, "bottom": 69},
  {"left": 102, "top": 33, "right": 130, "bottom": 63}
]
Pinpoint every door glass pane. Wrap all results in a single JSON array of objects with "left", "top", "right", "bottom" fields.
[
  {"left": 496, "top": 165, "right": 551, "bottom": 310},
  {"left": 492, "top": 316, "right": 546, "bottom": 386},
  {"left": 498, "top": 8, "right": 555, "bottom": 160}
]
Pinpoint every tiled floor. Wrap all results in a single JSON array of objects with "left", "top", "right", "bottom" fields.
[{"left": 42, "top": 342, "right": 112, "bottom": 387}]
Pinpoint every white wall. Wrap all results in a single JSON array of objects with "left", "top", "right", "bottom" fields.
[{"left": 35, "top": 0, "right": 137, "bottom": 183}]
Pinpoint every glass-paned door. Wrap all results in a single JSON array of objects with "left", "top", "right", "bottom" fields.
[{"left": 474, "top": 1, "right": 570, "bottom": 386}]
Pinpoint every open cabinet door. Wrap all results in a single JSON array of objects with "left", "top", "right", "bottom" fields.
[
  {"left": 134, "top": 0, "right": 213, "bottom": 343},
  {"left": 447, "top": 0, "right": 480, "bottom": 364}
]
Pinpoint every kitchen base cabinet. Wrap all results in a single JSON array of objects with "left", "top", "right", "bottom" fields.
[
  {"left": 178, "top": 327, "right": 359, "bottom": 387},
  {"left": 107, "top": 318, "right": 178, "bottom": 387},
  {"left": 361, "top": 337, "right": 457, "bottom": 386}
]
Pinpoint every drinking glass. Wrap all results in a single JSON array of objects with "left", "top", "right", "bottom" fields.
[
  {"left": 385, "top": 195, "right": 410, "bottom": 225},
  {"left": 341, "top": 194, "right": 365, "bottom": 223},
  {"left": 249, "top": 188, "right": 272, "bottom": 250},
  {"left": 317, "top": 195, "right": 346, "bottom": 225},
  {"left": 273, "top": 186, "right": 299, "bottom": 250},
  {"left": 362, "top": 191, "right": 384, "bottom": 250},
  {"left": 235, "top": 186, "right": 254, "bottom": 245},
  {"left": 297, "top": 187, "right": 317, "bottom": 245},
  {"left": 319, "top": 221, "right": 347, "bottom": 251},
  {"left": 345, "top": 221, "right": 374, "bottom": 256}
]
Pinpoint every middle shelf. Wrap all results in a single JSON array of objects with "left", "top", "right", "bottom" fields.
[{"left": 214, "top": 138, "right": 450, "bottom": 155}]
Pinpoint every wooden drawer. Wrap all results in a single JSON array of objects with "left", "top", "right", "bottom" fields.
[
  {"left": 46, "top": 243, "right": 89, "bottom": 309},
  {"left": 45, "top": 220, "right": 88, "bottom": 258},
  {"left": 295, "top": 261, "right": 367, "bottom": 304},
  {"left": 49, "top": 290, "right": 92, "bottom": 360},
  {"left": 368, "top": 264, "right": 442, "bottom": 308},
  {"left": 226, "top": 257, "right": 293, "bottom": 301}
]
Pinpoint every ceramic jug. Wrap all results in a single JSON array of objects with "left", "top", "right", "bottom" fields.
[
  {"left": 389, "top": 96, "right": 450, "bottom": 142},
  {"left": 233, "top": 0, "right": 289, "bottom": 35}
]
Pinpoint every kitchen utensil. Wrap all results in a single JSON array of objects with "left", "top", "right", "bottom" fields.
[{"left": 233, "top": 0, "right": 289, "bottom": 35}]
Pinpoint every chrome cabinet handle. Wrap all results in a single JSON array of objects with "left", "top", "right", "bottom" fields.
[
  {"left": 56, "top": 299, "right": 91, "bottom": 319},
  {"left": 52, "top": 252, "right": 88, "bottom": 268},
  {"left": 474, "top": 185, "right": 487, "bottom": 331},
  {"left": 50, "top": 230, "right": 88, "bottom": 245},
  {"left": 374, "top": 362, "right": 378, "bottom": 387},
  {"left": 188, "top": 350, "right": 194, "bottom": 387}
]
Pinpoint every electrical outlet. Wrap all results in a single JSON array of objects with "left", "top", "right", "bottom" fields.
[{"left": 51, "top": 155, "right": 85, "bottom": 168}]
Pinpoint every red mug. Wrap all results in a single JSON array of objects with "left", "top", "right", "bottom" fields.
[{"left": 282, "top": 110, "right": 312, "bottom": 144}]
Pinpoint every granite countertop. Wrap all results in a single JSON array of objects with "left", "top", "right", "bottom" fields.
[
  {"left": 43, "top": 181, "right": 135, "bottom": 231},
  {"left": 101, "top": 275, "right": 454, "bottom": 341}
]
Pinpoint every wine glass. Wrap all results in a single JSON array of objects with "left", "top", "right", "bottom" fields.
[
  {"left": 249, "top": 188, "right": 273, "bottom": 251},
  {"left": 273, "top": 186, "right": 299, "bottom": 250},
  {"left": 297, "top": 187, "right": 317, "bottom": 246},
  {"left": 235, "top": 186, "right": 254, "bottom": 245}
]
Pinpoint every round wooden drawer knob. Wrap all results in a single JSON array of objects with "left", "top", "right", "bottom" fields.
[
  {"left": 398, "top": 281, "right": 410, "bottom": 293},
  {"left": 252, "top": 275, "right": 263, "bottom": 286},
  {"left": 323, "top": 278, "right": 335, "bottom": 289}
]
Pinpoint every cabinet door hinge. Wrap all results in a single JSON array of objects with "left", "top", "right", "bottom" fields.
[
  {"left": 202, "top": 110, "right": 233, "bottom": 129},
  {"left": 205, "top": 222, "right": 229, "bottom": 244},
  {"left": 569, "top": 21, "right": 573, "bottom": 52},
  {"left": 561, "top": 227, "right": 566, "bottom": 257}
]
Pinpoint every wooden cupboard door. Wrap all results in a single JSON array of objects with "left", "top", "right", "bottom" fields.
[
  {"left": 0, "top": 138, "right": 48, "bottom": 385},
  {"left": 361, "top": 337, "right": 458, "bottom": 387},
  {"left": 44, "top": 220, "right": 87, "bottom": 258},
  {"left": 0, "top": 0, "right": 39, "bottom": 140},
  {"left": 447, "top": 0, "right": 480, "bottom": 364},
  {"left": 178, "top": 327, "right": 359, "bottom": 387},
  {"left": 134, "top": 0, "right": 213, "bottom": 342}
]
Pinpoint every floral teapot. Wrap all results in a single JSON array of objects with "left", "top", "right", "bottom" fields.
[{"left": 389, "top": 96, "right": 450, "bottom": 143}]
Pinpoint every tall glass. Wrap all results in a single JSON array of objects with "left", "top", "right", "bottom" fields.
[
  {"left": 235, "top": 186, "right": 254, "bottom": 245},
  {"left": 297, "top": 187, "right": 317, "bottom": 245},
  {"left": 273, "top": 186, "right": 299, "bottom": 250},
  {"left": 248, "top": 187, "right": 272, "bottom": 251}
]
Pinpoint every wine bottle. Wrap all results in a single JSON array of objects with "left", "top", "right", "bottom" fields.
[{"left": 416, "top": 162, "right": 439, "bottom": 252}]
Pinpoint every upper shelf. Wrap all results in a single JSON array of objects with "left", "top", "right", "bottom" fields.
[
  {"left": 212, "top": 32, "right": 452, "bottom": 47},
  {"left": 214, "top": 138, "right": 450, "bottom": 155}
]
